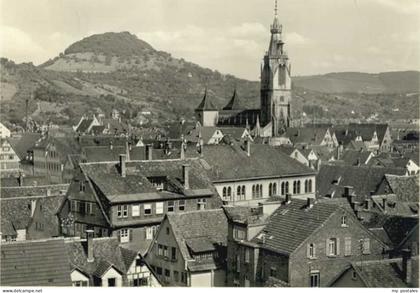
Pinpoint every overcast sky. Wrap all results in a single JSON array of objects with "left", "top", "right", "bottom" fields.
[{"left": 1, "top": 0, "right": 419, "bottom": 80}]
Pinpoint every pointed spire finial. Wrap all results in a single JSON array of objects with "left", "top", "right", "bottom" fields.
[{"left": 274, "top": 0, "right": 278, "bottom": 17}]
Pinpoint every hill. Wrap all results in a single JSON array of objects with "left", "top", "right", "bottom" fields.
[
  {"left": 1, "top": 31, "right": 419, "bottom": 130},
  {"left": 294, "top": 71, "right": 420, "bottom": 94}
]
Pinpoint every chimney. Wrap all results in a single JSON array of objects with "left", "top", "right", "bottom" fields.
[
  {"left": 119, "top": 154, "right": 126, "bottom": 178},
  {"left": 285, "top": 193, "right": 292, "bottom": 204},
  {"left": 86, "top": 230, "right": 95, "bottom": 263},
  {"left": 18, "top": 172, "right": 24, "bottom": 187},
  {"left": 364, "top": 199, "right": 371, "bottom": 210},
  {"left": 125, "top": 140, "right": 130, "bottom": 161},
  {"left": 382, "top": 197, "right": 387, "bottom": 212},
  {"left": 356, "top": 158, "right": 361, "bottom": 166},
  {"left": 182, "top": 164, "right": 190, "bottom": 190},
  {"left": 402, "top": 249, "right": 412, "bottom": 285},
  {"left": 180, "top": 141, "right": 185, "bottom": 160},
  {"left": 146, "top": 144, "right": 153, "bottom": 160},
  {"left": 344, "top": 186, "right": 353, "bottom": 198},
  {"left": 244, "top": 139, "right": 251, "bottom": 156},
  {"left": 306, "top": 197, "right": 314, "bottom": 209},
  {"left": 30, "top": 199, "right": 37, "bottom": 217},
  {"left": 259, "top": 201, "right": 281, "bottom": 216}
]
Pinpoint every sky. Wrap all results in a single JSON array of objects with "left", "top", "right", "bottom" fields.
[{"left": 0, "top": 0, "right": 419, "bottom": 80}]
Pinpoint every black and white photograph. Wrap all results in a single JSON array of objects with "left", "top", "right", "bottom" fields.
[{"left": 0, "top": 0, "right": 419, "bottom": 290}]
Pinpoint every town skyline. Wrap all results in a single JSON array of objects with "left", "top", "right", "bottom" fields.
[{"left": 1, "top": 0, "right": 420, "bottom": 80}]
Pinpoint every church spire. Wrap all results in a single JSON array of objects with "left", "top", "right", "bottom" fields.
[{"left": 271, "top": 0, "right": 282, "bottom": 34}]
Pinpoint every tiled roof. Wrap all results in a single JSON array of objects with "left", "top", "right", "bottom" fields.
[
  {"left": 341, "top": 150, "right": 372, "bottom": 166},
  {"left": 1, "top": 184, "right": 69, "bottom": 199},
  {"left": 346, "top": 140, "right": 368, "bottom": 151},
  {"left": 167, "top": 209, "right": 227, "bottom": 270},
  {"left": 90, "top": 125, "right": 106, "bottom": 135},
  {"left": 382, "top": 174, "right": 419, "bottom": 202},
  {"left": 285, "top": 127, "right": 330, "bottom": 145},
  {"left": 254, "top": 199, "right": 339, "bottom": 254},
  {"left": 371, "top": 194, "right": 418, "bottom": 217},
  {"left": 0, "top": 238, "right": 72, "bottom": 286},
  {"left": 7, "top": 133, "right": 42, "bottom": 160},
  {"left": 383, "top": 216, "right": 419, "bottom": 247},
  {"left": 223, "top": 205, "right": 268, "bottom": 225},
  {"left": 277, "top": 145, "right": 296, "bottom": 156},
  {"left": 65, "top": 237, "right": 136, "bottom": 277},
  {"left": 347, "top": 123, "right": 389, "bottom": 143},
  {"left": 79, "top": 158, "right": 215, "bottom": 203},
  {"left": 82, "top": 145, "right": 147, "bottom": 162},
  {"left": 218, "top": 127, "right": 248, "bottom": 141},
  {"left": 351, "top": 258, "right": 408, "bottom": 287},
  {"left": 78, "top": 135, "right": 138, "bottom": 147},
  {"left": 309, "top": 145, "right": 335, "bottom": 161},
  {"left": 195, "top": 89, "right": 217, "bottom": 111},
  {"left": 192, "top": 143, "right": 315, "bottom": 182},
  {"left": 316, "top": 164, "right": 406, "bottom": 199},
  {"left": 1, "top": 175, "right": 49, "bottom": 187},
  {"left": 404, "top": 151, "right": 419, "bottom": 165},
  {"left": 76, "top": 118, "right": 94, "bottom": 133},
  {"left": 184, "top": 126, "right": 218, "bottom": 144},
  {"left": 33, "top": 136, "right": 81, "bottom": 162},
  {"left": 222, "top": 89, "right": 245, "bottom": 110}
]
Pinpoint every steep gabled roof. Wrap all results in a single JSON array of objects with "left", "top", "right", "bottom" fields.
[
  {"left": 253, "top": 199, "right": 339, "bottom": 254},
  {"left": 195, "top": 89, "right": 217, "bottom": 111},
  {"left": 222, "top": 89, "right": 244, "bottom": 110},
  {"left": 194, "top": 143, "right": 315, "bottom": 182},
  {"left": 383, "top": 216, "right": 419, "bottom": 247},
  {"left": 285, "top": 127, "right": 330, "bottom": 145},
  {"left": 7, "top": 133, "right": 42, "bottom": 160},
  {"left": 166, "top": 209, "right": 227, "bottom": 271},
  {"left": 347, "top": 123, "right": 389, "bottom": 143},
  {"left": 0, "top": 239, "right": 72, "bottom": 286},
  {"left": 341, "top": 150, "right": 373, "bottom": 166},
  {"left": 317, "top": 164, "right": 406, "bottom": 199},
  {"left": 381, "top": 174, "right": 419, "bottom": 202}
]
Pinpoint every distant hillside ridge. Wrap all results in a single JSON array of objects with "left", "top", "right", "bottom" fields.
[{"left": 293, "top": 71, "right": 420, "bottom": 94}]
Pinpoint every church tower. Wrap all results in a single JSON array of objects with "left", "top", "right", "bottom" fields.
[{"left": 260, "top": 0, "right": 292, "bottom": 137}]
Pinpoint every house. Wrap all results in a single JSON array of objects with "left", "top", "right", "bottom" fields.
[
  {"left": 73, "top": 115, "right": 101, "bottom": 134},
  {"left": 277, "top": 146, "right": 319, "bottom": 169},
  {"left": 368, "top": 154, "right": 419, "bottom": 175},
  {"left": 284, "top": 126, "right": 338, "bottom": 150},
  {"left": 0, "top": 184, "right": 69, "bottom": 242},
  {"left": 0, "top": 138, "right": 20, "bottom": 173},
  {"left": 145, "top": 209, "right": 228, "bottom": 287},
  {"left": 32, "top": 136, "right": 81, "bottom": 183},
  {"left": 375, "top": 174, "right": 419, "bottom": 202},
  {"left": 7, "top": 132, "right": 42, "bottom": 175},
  {"left": 184, "top": 126, "right": 252, "bottom": 145},
  {"left": 0, "top": 174, "right": 49, "bottom": 187},
  {"left": 58, "top": 155, "right": 221, "bottom": 255},
  {"left": 186, "top": 141, "right": 316, "bottom": 205},
  {"left": 316, "top": 164, "right": 406, "bottom": 200},
  {"left": 340, "top": 150, "right": 374, "bottom": 166},
  {"left": 329, "top": 256, "right": 418, "bottom": 288},
  {"left": 334, "top": 124, "right": 392, "bottom": 153},
  {"left": 0, "top": 122, "right": 11, "bottom": 138},
  {"left": 225, "top": 197, "right": 388, "bottom": 287},
  {"left": 65, "top": 233, "right": 161, "bottom": 287},
  {"left": 0, "top": 238, "right": 72, "bottom": 286}
]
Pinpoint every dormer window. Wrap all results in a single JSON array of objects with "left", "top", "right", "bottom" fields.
[
  {"left": 148, "top": 176, "right": 166, "bottom": 191},
  {"left": 341, "top": 215, "right": 348, "bottom": 227},
  {"left": 79, "top": 181, "right": 86, "bottom": 192}
]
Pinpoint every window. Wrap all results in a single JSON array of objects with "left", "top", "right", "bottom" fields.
[
  {"left": 327, "top": 238, "right": 338, "bottom": 256},
  {"left": 252, "top": 185, "right": 256, "bottom": 198},
  {"left": 308, "top": 179, "right": 312, "bottom": 193},
  {"left": 297, "top": 181, "right": 301, "bottom": 194},
  {"left": 167, "top": 201, "right": 174, "bottom": 212},
  {"left": 197, "top": 198, "right": 206, "bottom": 210},
  {"left": 72, "top": 281, "right": 88, "bottom": 287},
  {"left": 171, "top": 247, "right": 177, "bottom": 260},
  {"left": 281, "top": 182, "right": 286, "bottom": 195},
  {"left": 305, "top": 180, "right": 308, "bottom": 193},
  {"left": 120, "top": 229, "right": 129, "bottom": 243},
  {"left": 361, "top": 238, "right": 370, "bottom": 254},
  {"left": 269, "top": 183, "right": 272, "bottom": 196},
  {"left": 272, "top": 183, "right": 277, "bottom": 195},
  {"left": 270, "top": 267, "right": 277, "bottom": 277},
  {"left": 223, "top": 187, "right": 227, "bottom": 200},
  {"left": 234, "top": 227, "right": 245, "bottom": 240},
  {"left": 181, "top": 272, "right": 186, "bottom": 283},
  {"left": 156, "top": 202, "right": 164, "bottom": 214},
  {"left": 236, "top": 254, "right": 241, "bottom": 273},
  {"left": 158, "top": 244, "right": 163, "bottom": 256},
  {"left": 341, "top": 215, "right": 348, "bottom": 227},
  {"left": 174, "top": 271, "right": 179, "bottom": 282},
  {"left": 178, "top": 200, "right": 185, "bottom": 211},
  {"left": 156, "top": 267, "right": 162, "bottom": 275},
  {"left": 307, "top": 243, "right": 316, "bottom": 259},
  {"left": 293, "top": 181, "right": 297, "bottom": 194},
  {"left": 165, "top": 269, "right": 170, "bottom": 277},
  {"left": 310, "top": 271, "right": 320, "bottom": 287},
  {"left": 144, "top": 204, "right": 152, "bottom": 215},
  {"left": 237, "top": 186, "right": 241, "bottom": 197},
  {"left": 79, "top": 181, "right": 85, "bottom": 192},
  {"left": 227, "top": 187, "right": 232, "bottom": 198},
  {"left": 163, "top": 245, "right": 169, "bottom": 257},
  {"left": 123, "top": 205, "right": 128, "bottom": 217},
  {"left": 86, "top": 202, "right": 93, "bottom": 215},
  {"left": 344, "top": 237, "right": 352, "bottom": 256},
  {"left": 132, "top": 205, "right": 140, "bottom": 217},
  {"left": 241, "top": 185, "right": 246, "bottom": 198}
]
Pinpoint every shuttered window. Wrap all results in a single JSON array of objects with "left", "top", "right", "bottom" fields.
[
  {"left": 156, "top": 202, "right": 164, "bottom": 214},
  {"left": 344, "top": 237, "right": 352, "bottom": 256},
  {"left": 132, "top": 205, "right": 140, "bottom": 217},
  {"left": 362, "top": 238, "right": 371, "bottom": 254}
]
